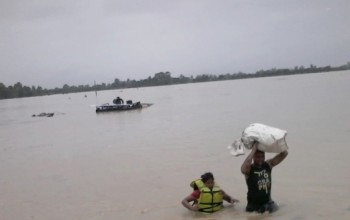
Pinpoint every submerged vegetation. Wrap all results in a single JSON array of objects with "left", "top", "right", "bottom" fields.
[{"left": 1, "top": 63, "right": 349, "bottom": 100}]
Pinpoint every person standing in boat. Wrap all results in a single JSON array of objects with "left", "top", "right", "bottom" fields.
[
  {"left": 181, "top": 172, "right": 239, "bottom": 213},
  {"left": 113, "top": 97, "right": 124, "bottom": 104},
  {"left": 241, "top": 143, "right": 288, "bottom": 213}
]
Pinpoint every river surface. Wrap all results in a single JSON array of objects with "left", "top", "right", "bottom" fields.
[{"left": 1, "top": 71, "right": 350, "bottom": 220}]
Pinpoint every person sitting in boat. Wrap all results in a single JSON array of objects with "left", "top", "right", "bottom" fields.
[
  {"left": 113, "top": 97, "right": 124, "bottom": 104},
  {"left": 181, "top": 172, "right": 239, "bottom": 213}
]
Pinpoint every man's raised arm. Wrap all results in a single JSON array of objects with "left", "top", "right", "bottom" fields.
[
  {"left": 267, "top": 150, "right": 288, "bottom": 168},
  {"left": 241, "top": 144, "right": 257, "bottom": 175}
]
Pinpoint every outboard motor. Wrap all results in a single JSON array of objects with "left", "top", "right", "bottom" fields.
[{"left": 135, "top": 102, "right": 142, "bottom": 108}]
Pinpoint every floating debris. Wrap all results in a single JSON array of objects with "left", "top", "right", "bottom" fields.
[{"left": 32, "top": 112, "right": 54, "bottom": 117}]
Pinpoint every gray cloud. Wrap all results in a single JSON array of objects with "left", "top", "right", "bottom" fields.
[{"left": 1, "top": 0, "right": 349, "bottom": 88}]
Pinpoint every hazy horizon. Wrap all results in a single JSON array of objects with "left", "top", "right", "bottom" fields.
[{"left": 1, "top": 63, "right": 347, "bottom": 90}]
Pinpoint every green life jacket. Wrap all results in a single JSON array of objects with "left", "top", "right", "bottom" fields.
[{"left": 191, "top": 179, "right": 224, "bottom": 213}]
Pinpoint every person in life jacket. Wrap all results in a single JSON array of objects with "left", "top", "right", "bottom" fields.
[
  {"left": 241, "top": 143, "right": 288, "bottom": 213},
  {"left": 181, "top": 172, "right": 239, "bottom": 213}
]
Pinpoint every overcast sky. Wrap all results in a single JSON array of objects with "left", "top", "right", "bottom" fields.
[{"left": 1, "top": 0, "right": 349, "bottom": 88}]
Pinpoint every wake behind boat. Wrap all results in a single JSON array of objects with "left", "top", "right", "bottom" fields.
[{"left": 95, "top": 97, "right": 152, "bottom": 113}]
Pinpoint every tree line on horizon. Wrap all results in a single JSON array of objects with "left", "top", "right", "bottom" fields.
[{"left": 0, "top": 63, "right": 349, "bottom": 100}]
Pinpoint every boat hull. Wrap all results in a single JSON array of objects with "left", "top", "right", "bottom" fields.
[{"left": 96, "top": 102, "right": 145, "bottom": 113}]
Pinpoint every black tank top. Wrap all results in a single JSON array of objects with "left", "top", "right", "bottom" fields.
[{"left": 246, "top": 162, "right": 272, "bottom": 205}]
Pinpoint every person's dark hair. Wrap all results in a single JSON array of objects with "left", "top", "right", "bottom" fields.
[{"left": 201, "top": 172, "right": 214, "bottom": 183}]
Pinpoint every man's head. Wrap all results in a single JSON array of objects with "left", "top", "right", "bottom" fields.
[{"left": 253, "top": 150, "right": 265, "bottom": 166}]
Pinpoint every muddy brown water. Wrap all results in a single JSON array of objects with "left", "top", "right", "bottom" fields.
[{"left": 1, "top": 70, "right": 350, "bottom": 220}]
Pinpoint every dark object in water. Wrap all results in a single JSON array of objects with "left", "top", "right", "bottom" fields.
[
  {"left": 96, "top": 98, "right": 152, "bottom": 113},
  {"left": 32, "top": 112, "right": 54, "bottom": 117},
  {"left": 96, "top": 102, "right": 144, "bottom": 113}
]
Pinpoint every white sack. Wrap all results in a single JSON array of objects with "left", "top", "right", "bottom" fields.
[
  {"left": 227, "top": 139, "right": 245, "bottom": 156},
  {"left": 228, "top": 123, "right": 288, "bottom": 156}
]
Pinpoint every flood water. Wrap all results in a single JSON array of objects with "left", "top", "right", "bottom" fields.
[{"left": 1, "top": 71, "right": 350, "bottom": 220}]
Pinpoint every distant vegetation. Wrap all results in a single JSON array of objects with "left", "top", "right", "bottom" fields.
[{"left": 1, "top": 63, "right": 349, "bottom": 100}]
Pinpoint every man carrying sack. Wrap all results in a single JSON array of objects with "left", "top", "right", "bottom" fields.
[{"left": 229, "top": 123, "right": 289, "bottom": 213}]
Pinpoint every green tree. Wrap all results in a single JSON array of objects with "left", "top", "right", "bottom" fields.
[
  {"left": 112, "top": 78, "right": 121, "bottom": 88},
  {"left": 0, "top": 83, "right": 9, "bottom": 99},
  {"left": 13, "top": 82, "right": 24, "bottom": 97},
  {"left": 153, "top": 72, "right": 172, "bottom": 85}
]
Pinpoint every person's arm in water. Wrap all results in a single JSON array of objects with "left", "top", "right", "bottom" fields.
[
  {"left": 241, "top": 144, "right": 258, "bottom": 176},
  {"left": 181, "top": 194, "right": 199, "bottom": 212},
  {"left": 221, "top": 190, "right": 239, "bottom": 204},
  {"left": 267, "top": 150, "right": 288, "bottom": 168}
]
